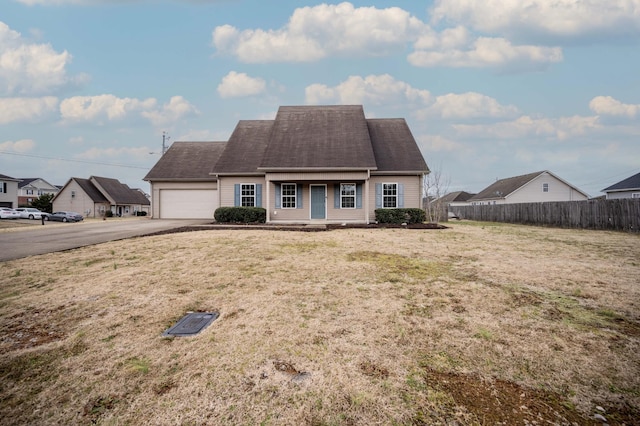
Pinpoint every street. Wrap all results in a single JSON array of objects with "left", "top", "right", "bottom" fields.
[{"left": 0, "top": 218, "right": 210, "bottom": 262}]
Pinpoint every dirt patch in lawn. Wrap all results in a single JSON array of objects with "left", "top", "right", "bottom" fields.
[{"left": 1, "top": 221, "right": 638, "bottom": 425}]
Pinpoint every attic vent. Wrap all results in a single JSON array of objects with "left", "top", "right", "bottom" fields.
[{"left": 162, "top": 312, "right": 219, "bottom": 337}]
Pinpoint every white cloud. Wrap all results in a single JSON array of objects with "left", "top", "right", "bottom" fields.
[
  {"left": 305, "top": 74, "right": 431, "bottom": 106},
  {"left": 0, "top": 21, "right": 83, "bottom": 95},
  {"left": 60, "top": 94, "right": 156, "bottom": 123},
  {"left": 0, "top": 96, "right": 58, "bottom": 124},
  {"left": 305, "top": 74, "right": 518, "bottom": 120},
  {"left": 589, "top": 96, "right": 640, "bottom": 118},
  {"left": 418, "top": 92, "right": 519, "bottom": 119},
  {"left": 409, "top": 36, "right": 562, "bottom": 69},
  {"left": 217, "top": 71, "right": 266, "bottom": 98},
  {"left": 141, "top": 96, "right": 199, "bottom": 127},
  {"left": 59, "top": 94, "right": 197, "bottom": 126},
  {"left": 0, "top": 138, "right": 36, "bottom": 153},
  {"left": 212, "top": 2, "right": 425, "bottom": 63},
  {"left": 430, "top": 0, "right": 640, "bottom": 40},
  {"left": 453, "top": 115, "right": 601, "bottom": 140}
]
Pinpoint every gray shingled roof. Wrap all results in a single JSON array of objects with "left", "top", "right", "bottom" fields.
[
  {"left": 0, "top": 174, "right": 20, "bottom": 181},
  {"left": 470, "top": 171, "right": 544, "bottom": 201},
  {"left": 92, "top": 176, "right": 150, "bottom": 205},
  {"left": 17, "top": 178, "right": 37, "bottom": 188},
  {"left": 149, "top": 105, "right": 429, "bottom": 178},
  {"left": 144, "top": 142, "right": 226, "bottom": 180},
  {"left": 74, "top": 178, "right": 110, "bottom": 203},
  {"left": 602, "top": 172, "right": 640, "bottom": 192},
  {"left": 367, "top": 118, "right": 428, "bottom": 173},
  {"left": 259, "top": 105, "right": 378, "bottom": 170},
  {"left": 213, "top": 121, "right": 273, "bottom": 174},
  {"left": 438, "top": 191, "right": 475, "bottom": 203}
]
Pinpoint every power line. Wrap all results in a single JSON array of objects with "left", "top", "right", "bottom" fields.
[{"left": 0, "top": 150, "right": 150, "bottom": 170}]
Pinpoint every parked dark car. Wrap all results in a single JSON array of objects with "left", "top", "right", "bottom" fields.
[{"left": 48, "top": 211, "right": 84, "bottom": 222}]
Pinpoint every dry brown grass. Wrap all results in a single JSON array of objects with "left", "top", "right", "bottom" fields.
[{"left": 1, "top": 222, "right": 639, "bottom": 425}]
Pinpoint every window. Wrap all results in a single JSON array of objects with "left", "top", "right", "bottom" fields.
[
  {"left": 341, "top": 183, "right": 356, "bottom": 208},
  {"left": 241, "top": 184, "right": 255, "bottom": 207},
  {"left": 632, "top": 193, "right": 640, "bottom": 199},
  {"left": 0, "top": 182, "right": 5, "bottom": 193},
  {"left": 383, "top": 183, "right": 398, "bottom": 208},
  {"left": 281, "top": 183, "right": 296, "bottom": 208},
  {"left": 26, "top": 189, "right": 33, "bottom": 195},
  {"left": 542, "top": 183, "right": 549, "bottom": 192},
  {"left": 71, "top": 190, "right": 76, "bottom": 198}
]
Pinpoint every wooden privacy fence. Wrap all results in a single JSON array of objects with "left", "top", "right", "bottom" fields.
[{"left": 450, "top": 199, "right": 640, "bottom": 232}]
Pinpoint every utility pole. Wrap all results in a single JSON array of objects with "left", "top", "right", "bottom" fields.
[{"left": 162, "top": 131, "right": 170, "bottom": 155}]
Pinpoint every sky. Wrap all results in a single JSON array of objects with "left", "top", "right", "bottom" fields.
[{"left": 1, "top": 0, "right": 639, "bottom": 198}]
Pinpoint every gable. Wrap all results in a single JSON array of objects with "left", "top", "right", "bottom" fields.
[
  {"left": 471, "top": 171, "right": 544, "bottom": 201},
  {"left": 213, "top": 121, "right": 273, "bottom": 174},
  {"left": 367, "top": 118, "right": 428, "bottom": 173},
  {"left": 259, "top": 105, "right": 377, "bottom": 170}
]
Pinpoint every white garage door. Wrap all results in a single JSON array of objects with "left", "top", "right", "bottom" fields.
[{"left": 159, "top": 189, "right": 218, "bottom": 219}]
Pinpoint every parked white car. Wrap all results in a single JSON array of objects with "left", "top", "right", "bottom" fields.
[
  {"left": 14, "top": 207, "right": 48, "bottom": 220},
  {"left": 0, "top": 207, "right": 20, "bottom": 219}
]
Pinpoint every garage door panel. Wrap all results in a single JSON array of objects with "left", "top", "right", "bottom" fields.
[{"left": 160, "top": 189, "right": 217, "bottom": 219}]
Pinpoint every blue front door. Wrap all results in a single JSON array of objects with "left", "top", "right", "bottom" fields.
[{"left": 310, "top": 185, "right": 326, "bottom": 219}]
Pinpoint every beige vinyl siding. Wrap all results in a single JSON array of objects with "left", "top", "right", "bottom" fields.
[
  {"left": 267, "top": 171, "right": 369, "bottom": 181},
  {"left": 368, "top": 175, "right": 423, "bottom": 222},
  {"left": 219, "top": 177, "right": 267, "bottom": 208},
  {"left": 52, "top": 180, "right": 102, "bottom": 217}
]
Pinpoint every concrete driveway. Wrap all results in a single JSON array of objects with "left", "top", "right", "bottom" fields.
[{"left": 0, "top": 218, "right": 211, "bottom": 262}]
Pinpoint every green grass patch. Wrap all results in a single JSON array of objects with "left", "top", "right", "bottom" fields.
[{"left": 347, "top": 250, "right": 446, "bottom": 282}]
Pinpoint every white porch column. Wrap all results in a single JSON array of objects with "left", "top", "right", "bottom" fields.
[{"left": 265, "top": 176, "right": 271, "bottom": 223}]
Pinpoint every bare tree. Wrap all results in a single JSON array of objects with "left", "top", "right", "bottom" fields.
[{"left": 423, "top": 165, "right": 450, "bottom": 223}]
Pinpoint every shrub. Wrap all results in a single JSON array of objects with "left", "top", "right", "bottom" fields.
[
  {"left": 375, "top": 208, "right": 426, "bottom": 224},
  {"left": 104, "top": 210, "right": 114, "bottom": 218},
  {"left": 136, "top": 211, "right": 147, "bottom": 216},
  {"left": 214, "top": 207, "right": 266, "bottom": 223}
]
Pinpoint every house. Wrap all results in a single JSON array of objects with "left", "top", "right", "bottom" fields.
[
  {"left": 17, "top": 178, "right": 60, "bottom": 206},
  {"left": 53, "top": 176, "right": 151, "bottom": 217},
  {"left": 436, "top": 191, "right": 476, "bottom": 207},
  {"left": 145, "top": 105, "right": 430, "bottom": 222},
  {"left": 0, "top": 174, "right": 20, "bottom": 208},
  {"left": 601, "top": 172, "right": 640, "bottom": 199},
  {"left": 468, "top": 171, "right": 589, "bottom": 205}
]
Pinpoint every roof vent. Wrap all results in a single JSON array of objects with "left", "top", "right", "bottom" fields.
[{"left": 162, "top": 312, "right": 219, "bottom": 337}]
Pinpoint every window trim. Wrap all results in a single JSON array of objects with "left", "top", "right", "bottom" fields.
[
  {"left": 281, "top": 183, "right": 297, "bottom": 209},
  {"left": 240, "top": 183, "right": 256, "bottom": 207},
  {"left": 382, "top": 182, "right": 398, "bottom": 208},
  {"left": 542, "top": 183, "right": 549, "bottom": 193},
  {"left": 340, "top": 183, "right": 356, "bottom": 209}
]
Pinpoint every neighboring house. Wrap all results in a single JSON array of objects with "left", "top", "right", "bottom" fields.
[
  {"left": 53, "top": 176, "right": 151, "bottom": 217},
  {"left": 17, "top": 177, "right": 60, "bottom": 206},
  {"left": 0, "top": 174, "right": 20, "bottom": 208},
  {"left": 601, "top": 172, "right": 640, "bottom": 199},
  {"left": 468, "top": 171, "right": 589, "bottom": 205},
  {"left": 145, "top": 105, "right": 430, "bottom": 222},
  {"left": 436, "top": 191, "right": 476, "bottom": 207}
]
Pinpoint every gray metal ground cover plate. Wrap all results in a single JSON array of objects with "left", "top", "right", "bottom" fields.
[{"left": 163, "top": 312, "right": 219, "bottom": 337}]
